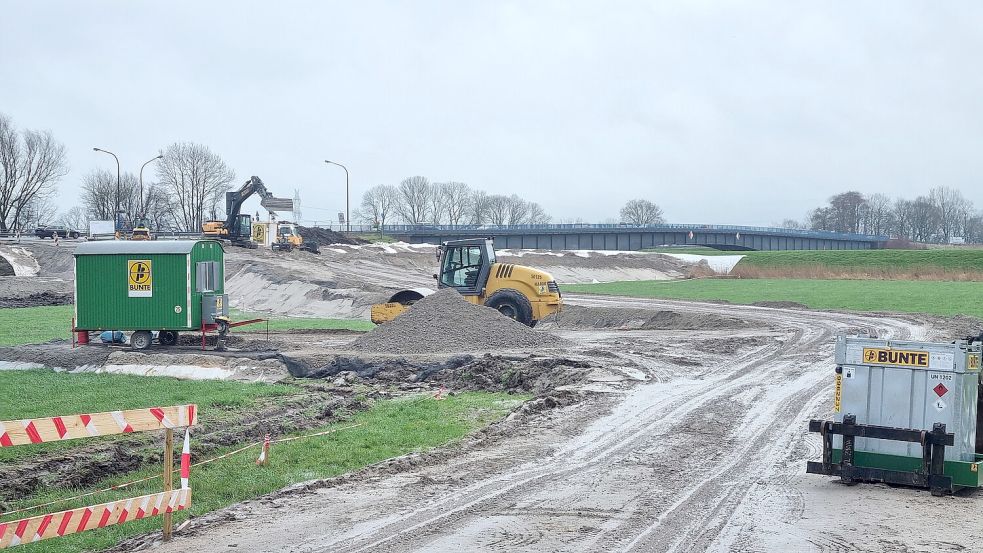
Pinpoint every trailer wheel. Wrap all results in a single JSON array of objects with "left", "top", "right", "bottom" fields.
[
  {"left": 159, "top": 331, "right": 178, "bottom": 346},
  {"left": 484, "top": 289, "right": 534, "bottom": 327},
  {"left": 131, "top": 330, "right": 152, "bottom": 350}
]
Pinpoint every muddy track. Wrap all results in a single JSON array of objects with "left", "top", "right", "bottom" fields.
[{"left": 151, "top": 297, "right": 955, "bottom": 553}]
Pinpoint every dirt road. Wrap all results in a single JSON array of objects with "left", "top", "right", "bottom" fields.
[{"left": 143, "top": 297, "right": 983, "bottom": 552}]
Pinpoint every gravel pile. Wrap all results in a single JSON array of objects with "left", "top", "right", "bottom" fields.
[
  {"left": 351, "top": 289, "right": 566, "bottom": 354},
  {"left": 298, "top": 226, "right": 367, "bottom": 246}
]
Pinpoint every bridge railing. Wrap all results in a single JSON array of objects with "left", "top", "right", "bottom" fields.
[{"left": 371, "top": 223, "right": 887, "bottom": 242}]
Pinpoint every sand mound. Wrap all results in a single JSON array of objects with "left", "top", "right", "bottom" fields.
[{"left": 351, "top": 289, "right": 567, "bottom": 354}]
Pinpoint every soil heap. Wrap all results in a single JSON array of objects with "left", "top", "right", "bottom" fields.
[
  {"left": 298, "top": 226, "right": 368, "bottom": 246},
  {"left": 351, "top": 289, "right": 567, "bottom": 354}
]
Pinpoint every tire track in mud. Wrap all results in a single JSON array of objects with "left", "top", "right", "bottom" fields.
[
  {"left": 147, "top": 296, "right": 929, "bottom": 553},
  {"left": 304, "top": 297, "right": 922, "bottom": 552}
]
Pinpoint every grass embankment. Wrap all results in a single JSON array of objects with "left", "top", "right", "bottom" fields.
[
  {"left": 0, "top": 370, "right": 525, "bottom": 553},
  {"left": 565, "top": 279, "right": 983, "bottom": 318},
  {"left": 0, "top": 306, "right": 372, "bottom": 347},
  {"left": 733, "top": 249, "right": 983, "bottom": 280},
  {"left": 644, "top": 247, "right": 983, "bottom": 280}
]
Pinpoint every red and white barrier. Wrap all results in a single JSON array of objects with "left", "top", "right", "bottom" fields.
[
  {"left": 0, "top": 405, "right": 197, "bottom": 448},
  {"left": 0, "top": 489, "right": 191, "bottom": 548}
]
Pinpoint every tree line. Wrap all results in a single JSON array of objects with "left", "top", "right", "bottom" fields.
[
  {"left": 358, "top": 177, "right": 551, "bottom": 226},
  {"left": 783, "top": 188, "right": 983, "bottom": 244},
  {"left": 0, "top": 112, "right": 235, "bottom": 233}
]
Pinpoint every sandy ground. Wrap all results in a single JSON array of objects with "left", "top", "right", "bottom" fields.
[
  {"left": 5, "top": 241, "right": 983, "bottom": 552},
  {"left": 139, "top": 295, "right": 983, "bottom": 553}
]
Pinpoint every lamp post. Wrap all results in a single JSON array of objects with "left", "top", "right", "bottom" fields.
[
  {"left": 138, "top": 155, "right": 164, "bottom": 223},
  {"left": 93, "top": 147, "right": 122, "bottom": 232},
  {"left": 324, "top": 160, "right": 350, "bottom": 232}
]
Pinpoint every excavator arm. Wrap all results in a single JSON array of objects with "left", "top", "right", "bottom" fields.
[{"left": 224, "top": 176, "right": 273, "bottom": 231}]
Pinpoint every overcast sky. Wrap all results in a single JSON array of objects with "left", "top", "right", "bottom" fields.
[{"left": 2, "top": 1, "right": 982, "bottom": 226}]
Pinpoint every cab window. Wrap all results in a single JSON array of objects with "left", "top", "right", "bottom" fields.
[{"left": 440, "top": 246, "right": 483, "bottom": 288}]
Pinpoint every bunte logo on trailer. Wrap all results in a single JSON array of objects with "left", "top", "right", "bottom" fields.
[
  {"left": 862, "top": 347, "right": 929, "bottom": 367},
  {"left": 127, "top": 259, "right": 153, "bottom": 298}
]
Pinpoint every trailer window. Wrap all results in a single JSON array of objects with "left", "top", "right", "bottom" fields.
[{"left": 196, "top": 261, "right": 220, "bottom": 292}]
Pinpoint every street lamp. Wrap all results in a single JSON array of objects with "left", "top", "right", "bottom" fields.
[
  {"left": 324, "top": 160, "right": 350, "bottom": 232},
  {"left": 138, "top": 155, "right": 164, "bottom": 222},
  {"left": 93, "top": 147, "right": 122, "bottom": 233}
]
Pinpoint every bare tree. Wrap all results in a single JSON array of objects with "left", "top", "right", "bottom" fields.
[
  {"left": 827, "top": 191, "right": 866, "bottom": 233},
  {"left": 619, "top": 199, "right": 665, "bottom": 225},
  {"left": 81, "top": 169, "right": 142, "bottom": 222},
  {"left": 58, "top": 206, "right": 89, "bottom": 231},
  {"left": 18, "top": 194, "right": 58, "bottom": 230},
  {"left": 359, "top": 184, "right": 398, "bottom": 227},
  {"left": 930, "top": 186, "right": 969, "bottom": 242},
  {"left": 466, "top": 189, "right": 489, "bottom": 225},
  {"left": 505, "top": 194, "right": 530, "bottom": 226},
  {"left": 861, "top": 193, "right": 894, "bottom": 235},
  {"left": 437, "top": 182, "right": 472, "bottom": 225},
  {"left": 964, "top": 212, "right": 983, "bottom": 244},
  {"left": 0, "top": 113, "right": 69, "bottom": 231},
  {"left": 775, "top": 218, "right": 806, "bottom": 229},
  {"left": 909, "top": 196, "right": 941, "bottom": 242},
  {"left": 892, "top": 198, "right": 914, "bottom": 240},
  {"left": 526, "top": 202, "right": 551, "bottom": 225},
  {"left": 428, "top": 181, "right": 447, "bottom": 225},
  {"left": 485, "top": 194, "right": 509, "bottom": 225},
  {"left": 155, "top": 142, "right": 235, "bottom": 231},
  {"left": 142, "top": 183, "right": 177, "bottom": 230},
  {"left": 395, "top": 176, "right": 432, "bottom": 224}
]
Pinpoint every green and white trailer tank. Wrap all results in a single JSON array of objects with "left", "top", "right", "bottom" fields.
[
  {"left": 73, "top": 240, "right": 229, "bottom": 349},
  {"left": 808, "top": 336, "right": 983, "bottom": 494}
]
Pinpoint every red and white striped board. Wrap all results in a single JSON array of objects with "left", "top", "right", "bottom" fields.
[
  {"left": 0, "top": 489, "right": 191, "bottom": 548},
  {"left": 0, "top": 405, "right": 197, "bottom": 448}
]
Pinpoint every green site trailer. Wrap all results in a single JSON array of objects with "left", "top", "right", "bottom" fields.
[{"left": 73, "top": 240, "right": 229, "bottom": 348}]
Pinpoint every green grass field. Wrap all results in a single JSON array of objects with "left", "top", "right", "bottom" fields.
[
  {"left": 0, "top": 371, "right": 298, "bottom": 462},
  {"left": 735, "top": 249, "right": 983, "bottom": 272},
  {"left": 0, "top": 305, "right": 371, "bottom": 346},
  {"left": 0, "top": 370, "right": 524, "bottom": 553},
  {"left": 565, "top": 279, "right": 983, "bottom": 318}
]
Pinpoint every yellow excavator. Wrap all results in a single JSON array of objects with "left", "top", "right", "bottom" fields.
[
  {"left": 371, "top": 238, "right": 562, "bottom": 327},
  {"left": 203, "top": 176, "right": 283, "bottom": 248}
]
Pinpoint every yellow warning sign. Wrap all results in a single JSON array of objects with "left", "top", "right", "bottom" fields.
[
  {"left": 833, "top": 373, "right": 842, "bottom": 412},
  {"left": 862, "top": 348, "right": 929, "bottom": 368},
  {"left": 970, "top": 355, "right": 980, "bottom": 371},
  {"left": 127, "top": 259, "right": 153, "bottom": 298}
]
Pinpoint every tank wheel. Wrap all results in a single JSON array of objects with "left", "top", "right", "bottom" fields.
[
  {"left": 159, "top": 331, "right": 179, "bottom": 346},
  {"left": 131, "top": 330, "right": 153, "bottom": 350},
  {"left": 484, "top": 289, "right": 534, "bottom": 327}
]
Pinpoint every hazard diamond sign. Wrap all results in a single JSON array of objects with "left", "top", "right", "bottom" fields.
[{"left": 933, "top": 383, "right": 948, "bottom": 397}]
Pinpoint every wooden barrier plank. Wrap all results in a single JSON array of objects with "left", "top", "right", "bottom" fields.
[
  {"left": 0, "top": 405, "right": 197, "bottom": 447},
  {"left": 0, "top": 489, "right": 191, "bottom": 548}
]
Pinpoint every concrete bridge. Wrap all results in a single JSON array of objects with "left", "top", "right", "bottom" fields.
[{"left": 382, "top": 224, "right": 886, "bottom": 251}]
